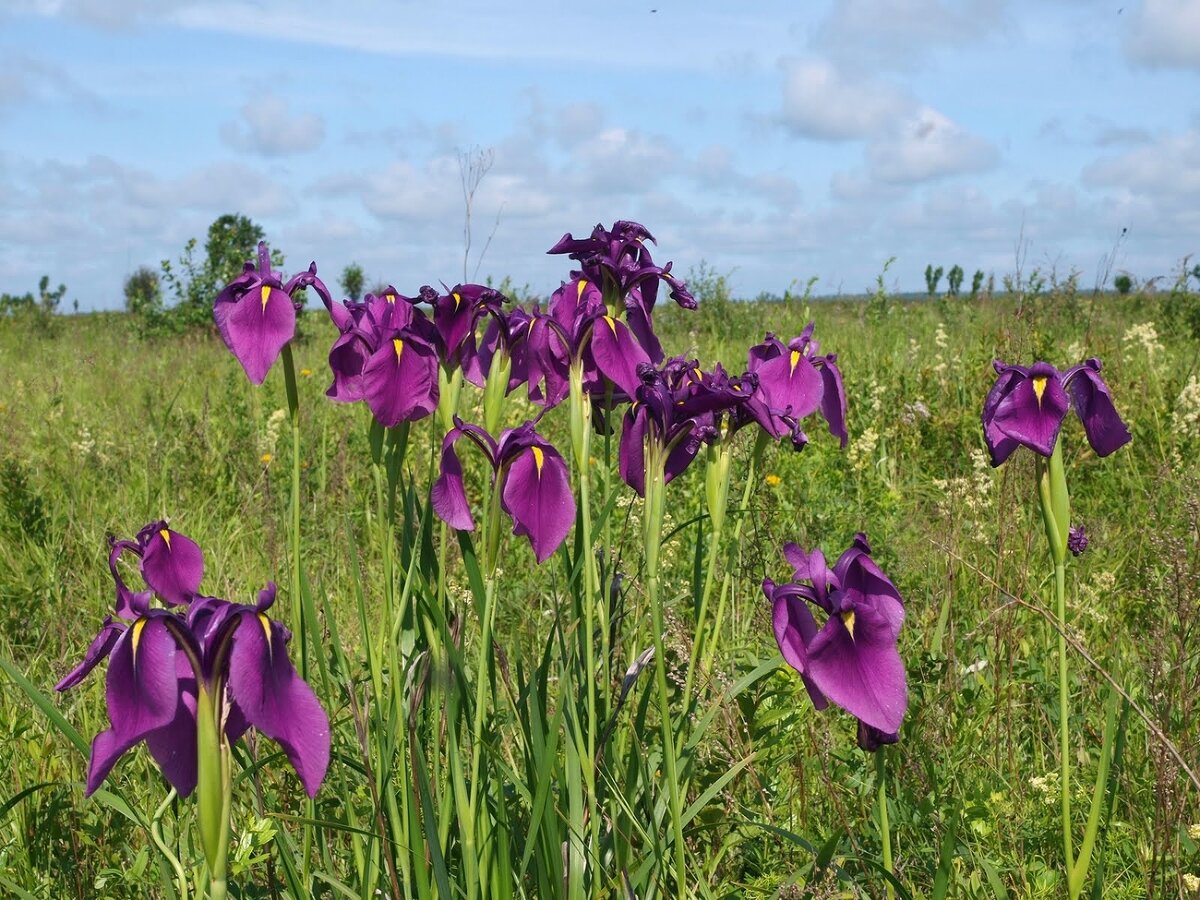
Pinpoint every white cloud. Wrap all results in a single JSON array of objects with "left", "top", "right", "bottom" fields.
[
  {"left": 221, "top": 93, "right": 325, "bottom": 156},
  {"left": 780, "top": 58, "right": 912, "bottom": 140},
  {"left": 866, "top": 107, "right": 998, "bottom": 183},
  {"left": 11, "top": 0, "right": 197, "bottom": 30},
  {"left": 0, "top": 51, "right": 102, "bottom": 111},
  {"left": 1126, "top": 0, "right": 1200, "bottom": 69},
  {"left": 812, "top": 0, "right": 1010, "bottom": 69}
]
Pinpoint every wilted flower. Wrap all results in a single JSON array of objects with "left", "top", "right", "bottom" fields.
[
  {"left": 1067, "top": 525, "right": 1088, "bottom": 556},
  {"left": 213, "top": 242, "right": 331, "bottom": 385},
  {"left": 56, "top": 524, "right": 329, "bottom": 799},
  {"left": 764, "top": 534, "right": 907, "bottom": 735},
  {"left": 430, "top": 419, "right": 575, "bottom": 563},
  {"left": 982, "top": 358, "right": 1131, "bottom": 466}
]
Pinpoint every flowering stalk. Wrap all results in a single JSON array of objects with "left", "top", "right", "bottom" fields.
[
  {"left": 1036, "top": 439, "right": 1076, "bottom": 889},
  {"left": 642, "top": 443, "right": 687, "bottom": 897},
  {"left": 876, "top": 748, "right": 894, "bottom": 900}
]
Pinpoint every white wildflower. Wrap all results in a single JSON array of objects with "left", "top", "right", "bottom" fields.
[{"left": 1122, "top": 321, "right": 1163, "bottom": 361}]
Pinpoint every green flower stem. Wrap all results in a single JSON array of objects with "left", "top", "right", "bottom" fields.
[
  {"left": 682, "top": 436, "right": 733, "bottom": 701},
  {"left": 196, "top": 688, "right": 231, "bottom": 900},
  {"left": 1037, "top": 440, "right": 1075, "bottom": 887},
  {"left": 876, "top": 748, "right": 895, "bottom": 900},
  {"left": 644, "top": 449, "right": 687, "bottom": 898},
  {"left": 567, "top": 369, "right": 603, "bottom": 895},
  {"left": 149, "top": 789, "right": 188, "bottom": 900},
  {"left": 279, "top": 344, "right": 305, "bottom": 678}
]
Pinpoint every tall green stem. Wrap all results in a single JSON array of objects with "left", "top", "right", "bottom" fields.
[
  {"left": 875, "top": 749, "right": 895, "bottom": 900},
  {"left": 644, "top": 450, "right": 687, "bottom": 898},
  {"left": 279, "top": 344, "right": 305, "bottom": 674}
]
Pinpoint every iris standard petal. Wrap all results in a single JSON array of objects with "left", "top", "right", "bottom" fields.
[
  {"left": 214, "top": 283, "right": 296, "bottom": 386},
  {"left": 140, "top": 527, "right": 204, "bottom": 606},
  {"left": 1064, "top": 359, "right": 1132, "bottom": 457},
  {"left": 500, "top": 440, "right": 575, "bottom": 563},
  {"left": 226, "top": 612, "right": 331, "bottom": 798},
  {"left": 805, "top": 603, "right": 908, "bottom": 734},
  {"left": 86, "top": 616, "right": 182, "bottom": 795}
]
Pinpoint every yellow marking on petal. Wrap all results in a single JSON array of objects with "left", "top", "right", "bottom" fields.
[
  {"left": 393, "top": 338, "right": 405, "bottom": 361},
  {"left": 603, "top": 315, "right": 618, "bottom": 335},
  {"left": 385, "top": 292, "right": 396, "bottom": 304},
  {"left": 577, "top": 279, "right": 588, "bottom": 299},
  {"left": 531, "top": 445, "right": 545, "bottom": 475},
  {"left": 160, "top": 529, "right": 171, "bottom": 550},
  {"left": 452, "top": 291, "right": 462, "bottom": 310},
  {"left": 260, "top": 285, "right": 271, "bottom": 312},
  {"left": 1032, "top": 376, "right": 1047, "bottom": 404},
  {"left": 131, "top": 618, "right": 148, "bottom": 659},
  {"left": 789, "top": 349, "right": 801, "bottom": 376},
  {"left": 258, "top": 613, "right": 274, "bottom": 662},
  {"left": 841, "top": 610, "right": 856, "bottom": 639}
]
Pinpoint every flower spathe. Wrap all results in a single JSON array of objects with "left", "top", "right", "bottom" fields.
[
  {"left": 213, "top": 242, "right": 332, "bottom": 385},
  {"left": 56, "top": 524, "right": 330, "bottom": 799},
  {"left": 765, "top": 534, "right": 907, "bottom": 735},
  {"left": 982, "top": 358, "right": 1131, "bottom": 466}
]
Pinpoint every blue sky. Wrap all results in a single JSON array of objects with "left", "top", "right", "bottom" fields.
[{"left": 2, "top": 0, "right": 1198, "bottom": 310}]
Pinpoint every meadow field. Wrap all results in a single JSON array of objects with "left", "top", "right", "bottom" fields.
[{"left": 1, "top": 269, "right": 1198, "bottom": 898}]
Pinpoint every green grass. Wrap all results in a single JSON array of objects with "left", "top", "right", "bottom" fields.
[{"left": 1, "top": 284, "right": 1198, "bottom": 898}]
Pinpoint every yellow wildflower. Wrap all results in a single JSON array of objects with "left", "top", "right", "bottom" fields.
[
  {"left": 765, "top": 473, "right": 782, "bottom": 487},
  {"left": 260, "top": 453, "right": 273, "bottom": 465}
]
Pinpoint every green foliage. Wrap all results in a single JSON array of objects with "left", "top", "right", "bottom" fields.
[
  {"left": 339, "top": 262, "right": 365, "bottom": 301},
  {"left": 1113, "top": 273, "right": 1133, "bottom": 295},
  {"left": 122, "top": 266, "right": 162, "bottom": 318},
  {"left": 0, "top": 281, "right": 1196, "bottom": 897},
  {"left": 970, "top": 269, "right": 985, "bottom": 300},
  {"left": 924, "top": 263, "right": 944, "bottom": 297},
  {"left": 148, "top": 213, "right": 282, "bottom": 334},
  {"left": 947, "top": 264, "right": 964, "bottom": 296},
  {"left": 0, "top": 276, "right": 67, "bottom": 334}
]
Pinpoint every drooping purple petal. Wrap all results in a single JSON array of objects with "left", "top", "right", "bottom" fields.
[
  {"left": 430, "top": 428, "right": 477, "bottom": 532},
  {"left": 500, "top": 439, "right": 575, "bottom": 563},
  {"left": 226, "top": 611, "right": 330, "bottom": 798},
  {"left": 805, "top": 603, "right": 908, "bottom": 734},
  {"left": 768, "top": 581, "right": 829, "bottom": 711},
  {"left": 590, "top": 315, "right": 651, "bottom": 397},
  {"left": 981, "top": 361, "right": 1026, "bottom": 466},
  {"left": 140, "top": 526, "right": 204, "bottom": 606},
  {"left": 990, "top": 361, "right": 1070, "bottom": 457},
  {"left": 814, "top": 355, "right": 848, "bottom": 448},
  {"left": 145, "top": 668, "right": 199, "bottom": 797},
  {"left": 618, "top": 406, "right": 648, "bottom": 497},
  {"left": 213, "top": 283, "right": 296, "bottom": 386},
  {"left": 856, "top": 720, "right": 900, "bottom": 752},
  {"left": 86, "top": 616, "right": 182, "bottom": 795},
  {"left": 1063, "top": 358, "right": 1132, "bottom": 457},
  {"left": 55, "top": 618, "right": 126, "bottom": 691},
  {"left": 361, "top": 332, "right": 439, "bottom": 427}
]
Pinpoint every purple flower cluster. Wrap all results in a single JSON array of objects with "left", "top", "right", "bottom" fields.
[{"left": 56, "top": 522, "right": 329, "bottom": 798}]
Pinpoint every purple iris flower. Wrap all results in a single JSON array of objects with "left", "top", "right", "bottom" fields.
[
  {"left": 547, "top": 220, "right": 695, "bottom": 369},
  {"left": 322, "top": 287, "right": 440, "bottom": 427},
  {"left": 764, "top": 534, "right": 907, "bottom": 735},
  {"left": 213, "top": 242, "right": 332, "bottom": 385},
  {"left": 430, "top": 418, "right": 575, "bottom": 563},
  {"left": 416, "top": 283, "right": 507, "bottom": 378},
  {"left": 618, "top": 358, "right": 752, "bottom": 496},
  {"left": 982, "top": 358, "right": 1131, "bottom": 466},
  {"left": 56, "top": 525, "right": 329, "bottom": 799},
  {"left": 524, "top": 276, "right": 654, "bottom": 405},
  {"left": 744, "top": 325, "right": 847, "bottom": 450}
]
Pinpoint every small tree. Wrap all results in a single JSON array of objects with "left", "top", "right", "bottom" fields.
[
  {"left": 1113, "top": 273, "right": 1133, "bottom": 295},
  {"left": 946, "top": 265, "right": 964, "bottom": 296},
  {"left": 970, "top": 269, "right": 985, "bottom": 300},
  {"left": 341, "top": 263, "right": 365, "bottom": 301},
  {"left": 124, "top": 266, "right": 163, "bottom": 317},
  {"left": 924, "top": 263, "right": 944, "bottom": 297}
]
